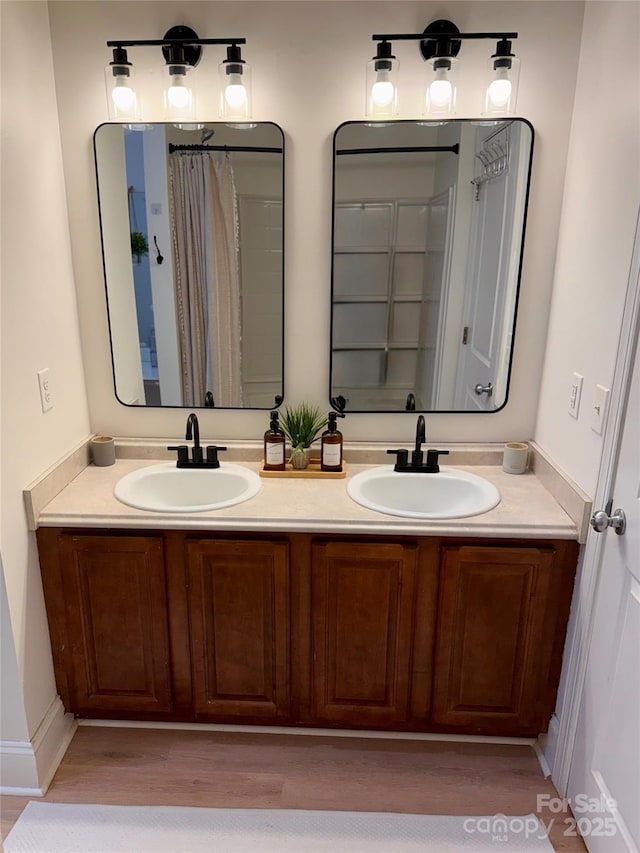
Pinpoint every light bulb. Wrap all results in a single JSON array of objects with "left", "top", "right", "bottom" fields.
[
  {"left": 111, "top": 76, "right": 136, "bottom": 112},
  {"left": 487, "top": 75, "right": 512, "bottom": 108},
  {"left": 371, "top": 71, "right": 394, "bottom": 108},
  {"left": 224, "top": 74, "right": 248, "bottom": 110},
  {"left": 429, "top": 70, "right": 453, "bottom": 108},
  {"left": 167, "top": 78, "right": 190, "bottom": 109}
]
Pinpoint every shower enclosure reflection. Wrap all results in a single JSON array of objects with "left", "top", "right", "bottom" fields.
[
  {"left": 94, "top": 122, "right": 284, "bottom": 408},
  {"left": 330, "top": 119, "right": 533, "bottom": 412}
]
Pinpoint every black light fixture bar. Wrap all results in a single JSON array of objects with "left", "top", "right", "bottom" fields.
[
  {"left": 107, "top": 38, "right": 246, "bottom": 48},
  {"left": 372, "top": 32, "right": 517, "bottom": 41}
]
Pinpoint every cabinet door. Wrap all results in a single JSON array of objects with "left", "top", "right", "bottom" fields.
[
  {"left": 59, "top": 535, "right": 172, "bottom": 715},
  {"left": 186, "top": 539, "right": 290, "bottom": 720},
  {"left": 432, "top": 545, "right": 566, "bottom": 735},
  {"left": 311, "top": 540, "right": 417, "bottom": 726}
]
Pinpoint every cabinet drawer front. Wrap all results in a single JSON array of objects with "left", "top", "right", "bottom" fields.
[
  {"left": 311, "top": 541, "right": 417, "bottom": 725},
  {"left": 187, "top": 540, "right": 290, "bottom": 719},
  {"left": 432, "top": 546, "right": 556, "bottom": 733},
  {"left": 60, "top": 535, "right": 172, "bottom": 714}
]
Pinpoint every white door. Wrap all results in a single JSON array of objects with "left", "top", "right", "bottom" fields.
[
  {"left": 565, "top": 264, "right": 640, "bottom": 849},
  {"left": 454, "top": 122, "right": 525, "bottom": 410}
]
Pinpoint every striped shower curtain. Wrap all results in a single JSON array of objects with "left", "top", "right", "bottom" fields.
[{"left": 168, "top": 151, "right": 242, "bottom": 407}]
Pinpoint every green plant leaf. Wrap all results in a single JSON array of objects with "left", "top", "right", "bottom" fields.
[
  {"left": 130, "top": 231, "right": 149, "bottom": 261},
  {"left": 280, "top": 403, "right": 327, "bottom": 450}
]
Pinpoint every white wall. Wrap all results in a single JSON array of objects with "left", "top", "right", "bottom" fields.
[
  {"left": 0, "top": 0, "right": 90, "bottom": 772},
  {"left": 537, "top": 0, "right": 640, "bottom": 777},
  {"left": 534, "top": 0, "right": 640, "bottom": 497},
  {"left": 48, "top": 0, "right": 584, "bottom": 445}
]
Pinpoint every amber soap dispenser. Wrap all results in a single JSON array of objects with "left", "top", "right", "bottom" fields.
[
  {"left": 321, "top": 411, "right": 344, "bottom": 472},
  {"left": 264, "top": 410, "right": 286, "bottom": 471}
]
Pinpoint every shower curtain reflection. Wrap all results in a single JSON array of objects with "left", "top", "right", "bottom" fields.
[{"left": 169, "top": 151, "right": 242, "bottom": 407}]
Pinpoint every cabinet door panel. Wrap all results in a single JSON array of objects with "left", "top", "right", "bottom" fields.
[
  {"left": 311, "top": 541, "right": 417, "bottom": 725},
  {"left": 187, "top": 540, "right": 290, "bottom": 719},
  {"left": 59, "top": 535, "right": 171, "bottom": 714},
  {"left": 432, "top": 545, "right": 556, "bottom": 733}
]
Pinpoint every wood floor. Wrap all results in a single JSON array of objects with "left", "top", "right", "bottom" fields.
[{"left": 1, "top": 726, "right": 586, "bottom": 851}]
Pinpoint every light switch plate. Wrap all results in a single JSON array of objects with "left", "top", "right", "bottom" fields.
[{"left": 590, "top": 385, "right": 610, "bottom": 435}]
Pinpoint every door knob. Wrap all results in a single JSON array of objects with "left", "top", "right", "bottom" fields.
[
  {"left": 474, "top": 382, "right": 493, "bottom": 397},
  {"left": 590, "top": 501, "right": 626, "bottom": 535}
]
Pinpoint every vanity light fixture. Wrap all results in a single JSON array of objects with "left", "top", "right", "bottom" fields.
[
  {"left": 482, "top": 38, "right": 520, "bottom": 117},
  {"left": 368, "top": 20, "right": 520, "bottom": 119},
  {"left": 105, "top": 26, "right": 252, "bottom": 125},
  {"left": 219, "top": 44, "right": 252, "bottom": 121},
  {"left": 162, "top": 27, "right": 200, "bottom": 125},
  {"left": 105, "top": 47, "right": 140, "bottom": 122},
  {"left": 365, "top": 40, "right": 399, "bottom": 119}
]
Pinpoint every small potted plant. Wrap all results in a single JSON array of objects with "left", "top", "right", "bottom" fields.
[
  {"left": 280, "top": 403, "right": 327, "bottom": 469},
  {"left": 130, "top": 231, "right": 149, "bottom": 264}
]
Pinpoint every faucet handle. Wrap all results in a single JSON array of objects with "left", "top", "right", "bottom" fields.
[
  {"left": 387, "top": 448, "right": 409, "bottom": 470},
  {"left": 426, "top": 449, "right": 449, "bottom": 472},
  {"left": 205, "top": 445, "right": 227, "bottom": 467},
  {"left": 167, "top": 445, "right": 189, "bottom": 465}
]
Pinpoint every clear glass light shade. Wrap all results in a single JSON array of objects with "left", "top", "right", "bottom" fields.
[
  {"left": 423, "top": 58, "right": 457, "bottom": 119},
  {"left": 365, "top": 57, "right": 399, "bottom": 119},
  {"left": 482, "top": 56, "right": 520, "bottom": 116},
  {"left": 219, "top": 62, "right": 252, "bottom": 121},
  {"left": 105, "top": 64, "right": 140, "bottom": 122},
  {"left": 164, "top": 64, "right": 196, "bottom": 122}
]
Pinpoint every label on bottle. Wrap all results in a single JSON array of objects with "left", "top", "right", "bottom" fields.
[
  {"left": 266, "top": 442, "right": 285, "bottom": 465},
  {"left": 322, "top": 443, "right": 341, "bottom": 467}
]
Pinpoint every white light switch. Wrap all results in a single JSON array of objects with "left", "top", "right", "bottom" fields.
[
  {"left": 150, "top": 203, "right": 162, "bottom": 215},
  {"left": 568, "top": 373, "right": 583, "bottom": 418},
  {"left": 590, "top": 385, "right": 610, "bottom": 435}
]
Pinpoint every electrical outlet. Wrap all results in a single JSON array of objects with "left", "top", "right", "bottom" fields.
[
  {"left": 37, "top": 368, "right": 53, "bottom": 412},
  {"left": 568, "top": 373, "right": 583, "bottom": 418},
  {"left": 590, "top": 385, "right": 610, "bottom": 435}
]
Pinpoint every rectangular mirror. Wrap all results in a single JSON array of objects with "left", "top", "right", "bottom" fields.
[
  {"left": 94, "top": 122, "right": 284, "bottom": 408},
  {"left": 330, "top": 119, "right": 533, "bottom": 412}
]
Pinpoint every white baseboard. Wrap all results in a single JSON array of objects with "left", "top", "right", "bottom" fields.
[
  {"left": 0, "top": 696, "right": 76, "bottom": 795},
  {"left": 535, "top": 714, "right": 559, "bottom": 780},
  {"left": 79, "top": 718, "right": 537, "bottom": 747}
]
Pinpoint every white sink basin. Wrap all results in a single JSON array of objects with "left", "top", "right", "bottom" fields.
[
  {"left": 347, "top": 466, "right": 500, "bottom": 520},
  {"left": 114, "top": 462, "right": 261, "bottom": 513}
]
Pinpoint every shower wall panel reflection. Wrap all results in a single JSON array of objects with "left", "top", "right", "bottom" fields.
[
  {"left": 330, "top": 119, "right": 533, "bottom": 412},
  {"left": 94, "top": 122, "right": 284, "bottom": 408}
]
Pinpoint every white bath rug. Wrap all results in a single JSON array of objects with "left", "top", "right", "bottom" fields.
[{"left": 4, "top": 802, "right": 555, "bottom": 852}]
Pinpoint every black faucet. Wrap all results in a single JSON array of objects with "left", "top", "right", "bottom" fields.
[
  {"left": 413, "top": 415, "right": 426, "bottom": 467},
  {"left": 185, "top": 413, "right": 202, "bottom": 463},
  {"left": 167, "top": 412, "right": 227, "bottom": 468},
  {"left": 386, "top": 415, "right": 449, "bottom": 473}
]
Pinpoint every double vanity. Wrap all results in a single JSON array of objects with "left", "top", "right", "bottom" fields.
[
  {"left": 29, "top": 105, "right": 580, "bottom": 742},
  {"left": 31, "top": 438, "right": 582, "bottom": 740}
]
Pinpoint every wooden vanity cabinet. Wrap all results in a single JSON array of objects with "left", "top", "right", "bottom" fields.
[
  {"left": 310, "top": 540, "right": 418, "bottom": 726},
  {"left": 309, "top": 538, "right": 440, "bottom": 728},
  {"left": 185, "top": 538, "right": 290, "bottom": 722},
  {"left": 36, "top": 528, "right": 578, "bottom": 737},
  {"left": 38, "top": 532, "right": 172, "bottom": 716},
  {"left": 431, "top": 543, "right": 577, "bottom": 736}
]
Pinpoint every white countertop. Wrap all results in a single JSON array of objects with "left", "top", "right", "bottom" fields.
[{"left": 36, "top": 458, "right": 579, "bottom": 540}]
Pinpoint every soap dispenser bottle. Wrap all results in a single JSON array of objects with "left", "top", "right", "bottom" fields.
[
  {"left": 264, "top": 411, "right": 286, "bottom": 471},
  {"left": 321, "top": 412, "right": 343, "bottom": 472}
]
